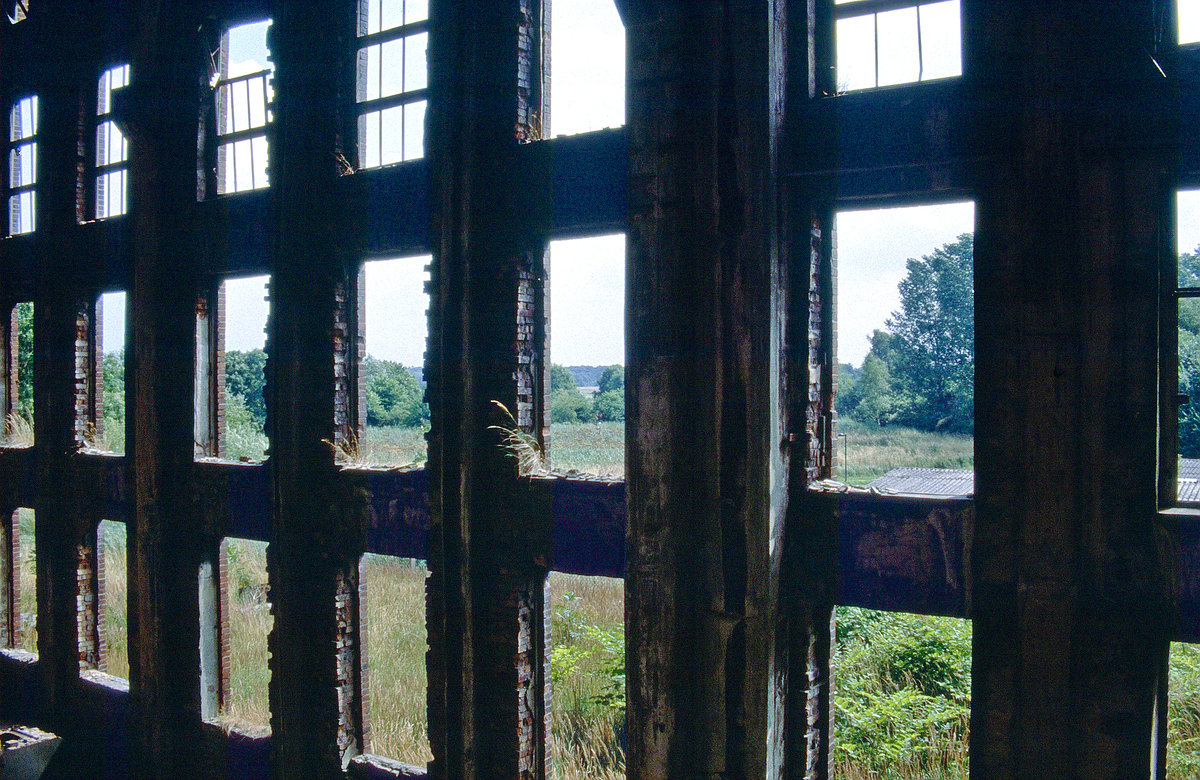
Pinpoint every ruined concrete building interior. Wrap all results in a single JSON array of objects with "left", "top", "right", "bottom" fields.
[{"left": 1, "top": 0, "right": 1199, "bottom": 778}]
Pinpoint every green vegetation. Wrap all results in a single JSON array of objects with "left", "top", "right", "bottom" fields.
[
  {"left": 1179, "top": 248, "right": 1200, "bottom": 457},
  {"left": 835, "top": 607, "right": 970, "bottom": 780},
  {"left": 837, "top": 235, "right": 973, "bottom": 435},
  {"left": 15, "top": 302, "right": 32, "bottom": 421},
  {"left": 836, "top": 418, "right": 973, "bottom": 486},
  {"left": 362, "top": 355, "right": 430, "bottom": 428},
  {"left": 551, "top": 363, "right": 624, "bottom": 424},
  {"left": 549, "top": 422, "right": 624, "bottom": 476}
]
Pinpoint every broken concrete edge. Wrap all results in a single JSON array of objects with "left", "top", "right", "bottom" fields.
[{"left": 348, "top": 752, "right": 428, "bottom": 779}]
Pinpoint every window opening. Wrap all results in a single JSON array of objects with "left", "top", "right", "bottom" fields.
[
  {"left": 834, "top": 0, "right": 961, "bottom": 92},
  {"left": 97, "top": 292, "right": 126, "bottom": 453},
  {"left": 833, "top": 202, "right": 974, "bottom": 492},
  {"left": 96, "top": 519, "right": 127, "bottom": 679},
  {"left": 2, "top": 302, "right": 33, "bottom": 447},
  {"left": 362, "top": 553, "right": 430, "bottom": 764},
  {"left": 212, "top": 537, "right": 271, "bottom": 731},
  {"left": 1175, "top": 190, "right": 1200, "bottom": 503},
  {"left": 1183, "top": 0, "right": 1200, "bottom": 45},
  {"left": 8, "top": 95, "right": 37, "bottom": 235},
  {"left": 1169, "top": 641, "right": 1200, "bottom": 777},
  {"left": 216, "top": 21, "right": 273, "bottom": 194},
  {"left": 834, "top": 607, "right": 970, "bottom": 778},
  {"left": 95, "top": 65, "right": 130, "bottom": 219},
  {"left": 15, "top": 507, "right": 33, "bottom": 654},
  {"left": 549, "top": 0, "right": 624, "bottom": 137},
  {"left": 204, "top": 274, "right": 272, "bottom": 460},
  {"left": 546, "top": 234, "right": 625, "bottom": 476},
  {"left": 356, "top": 0, "right": 428, "bottom": 168},
  {"left": 548, "top": 571, "right": 624, "bottom": 778},
  {"left": 356, "top": 257, "right": 430, "bottom": 466}
]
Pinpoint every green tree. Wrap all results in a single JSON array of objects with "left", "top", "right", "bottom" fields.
[
  {"left": 549, "top": 363, "right": 594, "bottom": 424},
  {"left": 593, "top": 389, "right": 624, "bottom": 422},
  {"left": 363, "top": 355, "right": 429, "bottom": 427},
  {"left": 551, "top": 363, "right": 578, "bottom": 393},
  {"left": 884, "top": 234, "right": 974, "bottom": 433},
  {"left": 101, "top": 350, "right": 125, "bottom": 449},
  {"left": 1179, "top": 249, "right": 1200, "bottom": 456},
  {"left": 851, "top": 353, "right": 894, "bottom": 426},
  {"left": 225, "top": 349, "right": 267, "bottom": 425},
  {"left": 15, "top": 302, "right": 32, "bottom": 419},
  {"left": 598, "top": 365, "right": 624, "bottom": 394}
]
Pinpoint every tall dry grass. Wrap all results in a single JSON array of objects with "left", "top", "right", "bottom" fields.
[
  {"left": 17, "top": 508, "right": 35, "bottom": 653},
  {"left": 835, "top": 420, "right": 974, "bottom": 486},
  {"left": 548, "top": 422, "right": 624, "bottom": 477},
  {"left": 362, "top": 553, "right": 432, "bottom": 765},
  {"left": 100, "top": 520, "right": 129, "bottom": 679}
]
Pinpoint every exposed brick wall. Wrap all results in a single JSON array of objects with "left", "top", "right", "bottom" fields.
[
  {"left": 4, "top": 306, "right": 17, "bottom": 418},
  {"left": 216, "top": 282, "right": 227, "bottom": 458},
  {"left": 515, "top": 261, "right": 540, "bottom": 433},
  {"left": 333, "top": 278, "right": 353, "bottom": 446},
  {"left": 516, "top": 0, "right": 546, "bottom": 142},
  {"left": 355, "top": 268, "right": 367, "bottom": 438},
  {"left": 334, "top": 568, "right": 362, "bottom": 761},
  {"left": 73, "top": 306, "right": 91, "bottom": 445},
  {"left": 807, "top": 216, "right": 833, "bottom": 483},
  {"left": 91, "top": 297, "right": 104, "bottom": 444},
  {"left": 76, "top": 538, "right": 99, "bottom": 669}
]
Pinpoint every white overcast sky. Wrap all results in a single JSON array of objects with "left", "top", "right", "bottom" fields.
[{"left": 110, "top": 3, "right": 1200, "bottom": 371}]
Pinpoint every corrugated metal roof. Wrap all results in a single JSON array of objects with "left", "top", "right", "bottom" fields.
[
  {"left": 1180, "top": 479, "right": 1200, "bottom": 502},
  {"left": 867, "top": 468, "right": 974, "bottom": 496},
  {"left": 867, "top": 463, "right": 1200, "bottom": 501}
]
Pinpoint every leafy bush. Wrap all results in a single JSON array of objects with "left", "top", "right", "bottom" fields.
[
  {"left": 363, "top": 356, "right": 429, "bottom": 427},
  {"left": 598, "top": 365, "right": 624, "bottom": 394},
  {"left": 592, "top": 390, "right": 624, "bottom": 422},
  {"left": 834, "top": 607, "right": 971, "bottom": 777},
  {"left": 552, "top": 389, "right": 594, "bottom": 424},
  {"left": 225, "top": 349, "right": 267, "bottom": 425}
]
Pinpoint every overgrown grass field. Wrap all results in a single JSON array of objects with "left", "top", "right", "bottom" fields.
[
  {"left": 835, "top": 419, "right": 974, "bottom": 486},
  {"left": 15, "top": 421, "right": 1200, "bottom": 778}
]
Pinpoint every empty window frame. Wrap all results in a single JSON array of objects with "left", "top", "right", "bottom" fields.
[
  {"left": 1183, "top": 0, "right": 1200, "bottom": 45},
  {"left": 1174, "top": 190, "right": 1200, "bottom": 505},
  {"left": 215, "top": 21, "right": 273, "bottom": 194},
  {"left": 362, "top": 553, "right": 430, "bottom": 764},
  {"left": 357, "top": 256, "right": 430, "bottom": 466},
  {"left": 356, "top": 0, "right": 428, "bottom": 168},
  {"left": 2, "top": 301, "right": 33, "bottom": 446},
  {"left": 202, "top": 537, "right": 271, "bottom": 731},
  {"left": 834, "top": 0, "right": 961, "bottom": 92},
  {"left": 8, "top": 95, "right": 37, "bottom": 235},
  {"left": 833, "top": 202, "right": 974, "bottom": 492},
  {"left": 546, "top": 234, "right": 625, "bottom": 476},
  {"left": 96, "top": 292, "right": 126, "bottom": 453},
  {"left": 833, "top": 607, "right": 970, "bottom": 777},
  {"left": 548, "top": 571, "right": 624, "bottom": 776},
  {"left": 14, "top": 507, "right": 33, "bottom": 653},
  {"left": 94, "top": 65, "right": 130, "bottom": 219},
  {"left": 196, "top": 275, "right": 269, "bottom": 462},
  {"left": 549, "top": 0, "right": 624, "bottom": 137},
  {"left": 96, "top": 519, "right": 127, "bottom": 679}
]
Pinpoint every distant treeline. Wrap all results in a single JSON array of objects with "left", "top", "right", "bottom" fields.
[{"left": 563, "top": 365, "right": 609, "bottom": 387}]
